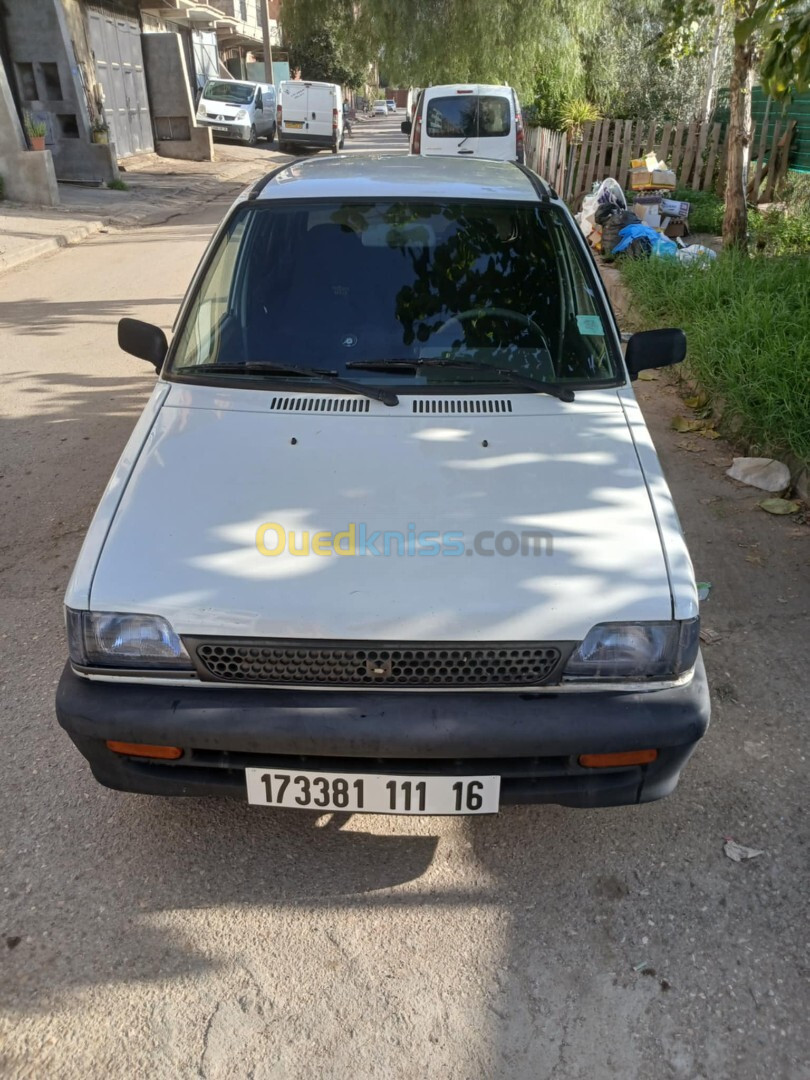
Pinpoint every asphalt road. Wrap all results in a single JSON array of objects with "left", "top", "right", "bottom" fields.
[{"left": 1, "top": 114, "right": 808, "bottom": 1079}]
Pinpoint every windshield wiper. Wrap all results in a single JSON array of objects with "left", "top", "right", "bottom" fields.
[
  {"left": 172, "top": 362, "right": 398, "bottom": 406},
  {"left": 345, "top": 358, "right": 574, "bottom": 402}
]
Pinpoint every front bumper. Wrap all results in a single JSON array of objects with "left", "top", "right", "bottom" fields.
[
  {"left": 198, "top": 119, "right": 251, "bottom": 142},
  {"left": 55, "top": 656, "right": 710, "bottom": 809}
]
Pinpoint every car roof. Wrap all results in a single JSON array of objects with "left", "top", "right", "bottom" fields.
[{"left": 253, "top": 153, "right": 550, "bottom": 204}]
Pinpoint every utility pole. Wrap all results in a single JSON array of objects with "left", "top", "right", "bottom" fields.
[{"left": 259, "top": 0, "right": 274, "bottom": 85}]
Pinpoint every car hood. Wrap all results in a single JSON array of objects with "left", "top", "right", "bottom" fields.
[
  {"left": 89, "top": 384, "right": 673, "bottom": 641},
  {"left": 201, "top": 101, "right": 245, "bottom": 118}
]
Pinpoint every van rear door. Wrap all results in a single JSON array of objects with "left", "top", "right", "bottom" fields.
[
  {"left": 280, "top": 81, "right": 308, "bottom": 133},
  {"left": 306, "top": 83, "right": 336, "bottom": 139},
  {"left": 476, "top": 92, "right": 515, "bottom": 161},
  {"left": 422, "top": 88, "right": 479, "bottom": 157}
]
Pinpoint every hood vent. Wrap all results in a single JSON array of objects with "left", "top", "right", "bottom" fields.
[
  {"left": 269, "top": 396, "right": 370, "bottom": 413},
  {"left": 412, "top": 398, "right": 513, "bottom": 415}
]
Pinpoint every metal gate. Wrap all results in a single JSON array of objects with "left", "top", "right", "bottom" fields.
[{"left": 87, "top": 5, "right": 154, "bottom": 157}]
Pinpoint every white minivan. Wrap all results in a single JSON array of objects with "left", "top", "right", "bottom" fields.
[
  {"left": 196, "top": 79, "right": 276, "bottom": 146},
  {"left": 277, "top": 80, "right": 345, "bottom": 153},
  {"left": 403, "top": 84, "right": 524, "bottom": 163}
]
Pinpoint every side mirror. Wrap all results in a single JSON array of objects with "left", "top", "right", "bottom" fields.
[
  {"left": 118, "top": 317, "right": 168, "bottom": 371},
  {"left": 400, "top": 118, "right": 412, "bottom": 135},
  {"left": 625, "top": 328, "right": 686, "bottom": 380}
]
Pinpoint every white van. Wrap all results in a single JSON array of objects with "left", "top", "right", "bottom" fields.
[
  {"left": 196, "top": 79, "right": 276, "bottom": 146},
  {"left": 403, "top": 84, "right": 524, "bottom": 163},
  {"left": 277, "top": 80, "right": 345, "bottom": 153}
]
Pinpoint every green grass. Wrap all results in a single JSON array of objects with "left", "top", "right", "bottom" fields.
[
  {"left": 750, "top": 205, "right": 810, "bottom": 255},
  {"left": 620, "top": 249, "right": 810, "bottom": 463},
  {"left": 106, "top": 178, "right": 129, "bottom": 191},
  {"left": 670, "top": 187, "right": 725, "bottom": 235}
]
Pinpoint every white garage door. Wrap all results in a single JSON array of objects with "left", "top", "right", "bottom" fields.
[{"left": 88, "top": 5, "right": 154, "bottom": 157}]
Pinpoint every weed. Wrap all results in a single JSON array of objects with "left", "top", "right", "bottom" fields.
[
  {"left": 620, "top": 249, "right": 810, "bottom": 463},
  {"left": 106, "top": 179, "right": 129, "bottom": 191}
]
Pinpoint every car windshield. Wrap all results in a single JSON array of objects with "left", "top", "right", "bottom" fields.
[
  {"left": 203, "top": 80, "right": 254, "bottom": 105},
  {"left": 169, "top": 200, "right": 619, "bottom": 389}
]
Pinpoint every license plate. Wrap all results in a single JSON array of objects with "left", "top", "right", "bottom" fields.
[
  {"left": 285, "top": 121, "right": 304, "bottom": 129},
  {"left": 245, "top": 768, "right": 500, "bottom": 815},
  {"left": 213, "top": 126, "right": 229, "bottom": 134}
]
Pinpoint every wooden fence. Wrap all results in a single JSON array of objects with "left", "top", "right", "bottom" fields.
[{"left": 524, "top": 117, "right": 796, "bottom": 206}]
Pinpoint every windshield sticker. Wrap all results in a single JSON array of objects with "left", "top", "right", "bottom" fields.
[{"left": 576, "top": 314, "right": 604, "bottom": 336}]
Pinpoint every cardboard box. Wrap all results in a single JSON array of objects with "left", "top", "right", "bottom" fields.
[
  {"left": 663, "top": 220, "right": 688, "bottom": 238},
  {"left": 651, "top": 169, "right": 676, "bottom": 189},
  {"left": 660, "top": 198, "right": 690, "bottom": 219},
  {"left": 630, "top": 166, "right": 677, "bottom": 191},
  {"left": 633, "top": 197, "right": 661, "bottom": 228}
]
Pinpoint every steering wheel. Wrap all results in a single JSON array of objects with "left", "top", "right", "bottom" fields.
[{"left": 436, "top": 307, "right": 551, "bottom": 352}]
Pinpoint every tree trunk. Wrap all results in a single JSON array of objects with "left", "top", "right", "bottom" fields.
[
  {"left": 723, "top": 33, "right": 754, "bottom": 248},
  {"left": 700, "top": 0, "right": 725, "bottom": 125}
]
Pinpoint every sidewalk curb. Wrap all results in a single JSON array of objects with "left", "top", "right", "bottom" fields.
[
  {"left": 0, "top": 169, "right": 260, "bottom": 276},
  {"left": 0, "top": 218, "right": 106, "bottom": 275}
]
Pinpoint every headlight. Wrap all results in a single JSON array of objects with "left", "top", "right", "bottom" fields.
[
  {"left": 196, "top": 101, "right": 206, "bottom": 117},
  {"left": 66, "top": 610, "right": 192, "bottom": 669},
  {"left": 564, "top": 619, "right": 699, "bottom": 681},
  {"left": 235, "top": 109, "right": 248, "bottom": 122}
]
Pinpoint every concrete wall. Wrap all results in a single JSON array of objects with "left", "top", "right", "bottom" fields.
[
  {"left": 1, "top": 0, "right": 117, "bottom": 182},
  {"left": 0, "top": 57, "right": 59, "bottom": 205},
  {"left": 141, "top": 33, "right": 213, "bottom": 161}
]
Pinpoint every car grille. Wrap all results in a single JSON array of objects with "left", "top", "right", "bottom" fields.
[{"left": 188, "top": 639, "right": 564, "bottom": 688}]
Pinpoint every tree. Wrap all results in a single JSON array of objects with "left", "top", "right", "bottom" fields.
[
  {"left": 288, "top": 23, "right": 366, "bottom": 87},
  {"left": 579, "top": 0, "right": 714, "bottom": 122},
  {"left": 281, "top": 0, "right": 600, "bottom": 102},
  {"left": 662, "top": 1, "right": 810, "bottom": 248},
  {"left": 283, "top": 1, "right": 368, "bottom": 87}
]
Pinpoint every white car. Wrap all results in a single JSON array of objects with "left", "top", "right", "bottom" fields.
[
  {"left": 386, "top": 99, "right": 397, "bottom": 113},
  {"left": 373, "top": 99, "right": 388, "bottom": 116},
  {"left": 57, "top": 155, "right": 709, "bottom": 814}
]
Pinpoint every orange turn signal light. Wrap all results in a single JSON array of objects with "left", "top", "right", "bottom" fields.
[
  {"left": 106, "top": 740, "right": 183, "bottom": 760},
  {"left": 579, "top": 749, "right": 658, "bottom": 768}
]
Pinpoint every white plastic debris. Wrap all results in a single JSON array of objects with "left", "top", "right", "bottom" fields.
[
  {"left": 723, "top": 839, "right": 765, "bottom": 862},
  {"left": 676, "top": 244, "right": 717, "bottom": 265},
  {"left": 726, "top": 457, "right": 791, "bottom": 493}
]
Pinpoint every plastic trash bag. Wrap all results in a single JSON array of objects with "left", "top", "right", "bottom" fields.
[
  {"left": 577, "top": 177, "right": 628, "bottom": 239},
  {"left": 677, "top": 244, "right": 717, "bottom": 265},
  {"left": 613, "top": 223, "right": 678, "bottom": 258}
]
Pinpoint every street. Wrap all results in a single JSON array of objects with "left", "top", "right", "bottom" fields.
[{"left": 1, "top": 113, "right": 807, "bottom": 1080}]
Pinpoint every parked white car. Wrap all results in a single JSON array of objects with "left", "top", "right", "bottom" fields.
[
  {"left": 373, "top": 99, "right": 388, "bottom": 116},
  {"left": 57, "top": 154, "right": 709, "bottom": 814},
  {"left": 277, "top": 79, "right": 344, "bottom": 153},
  {"left": 196, "top": 79, "right": 276, "bottom": 146},
  {"left": 403, "top": 83, "right": 525, "bottom": 163},
  {"left": 386, "top": 99, "right": 397, "bottom": 113}
]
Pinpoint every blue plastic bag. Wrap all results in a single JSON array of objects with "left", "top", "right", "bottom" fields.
[{"left": 613, "top": 223, "right": 678, "bottom": 258}]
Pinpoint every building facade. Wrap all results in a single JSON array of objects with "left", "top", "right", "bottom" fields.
[{"left": 0, "top": 0, "right": 284, "bottom": 203}]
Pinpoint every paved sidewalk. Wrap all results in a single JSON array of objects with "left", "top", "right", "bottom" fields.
[{"left": 0, "top": 144, "right": 282, "bottom": 274}]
